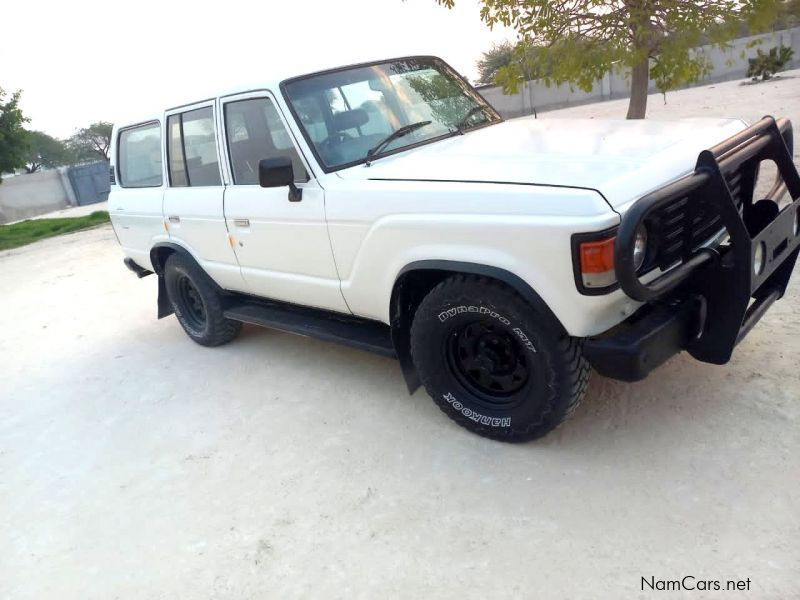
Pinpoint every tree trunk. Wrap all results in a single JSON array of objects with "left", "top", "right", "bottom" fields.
[{"left": 626, "top": 57, "right": 650, "bottom": 119}]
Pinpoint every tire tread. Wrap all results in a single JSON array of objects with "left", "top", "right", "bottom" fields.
[
  {"left": 411, "top": 274, "right": 589, "bottom": 442},
  {"left": 164, "top": 253, "right": 241, "bottom": 347}
]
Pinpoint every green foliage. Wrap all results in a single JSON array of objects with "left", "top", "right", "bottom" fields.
[
  {"left": 0, "top": 87, "right": 29, "bottom": 182},
  {"left": 747, "top": 45, "right": 795, "bottom": 80},
  {"left": 476, "top": 42, "right": 516, "bottom": 85},
  {"left": 773, "top": 0, "right": 800, "bottom": 29},
  {"left": 437, "top": 0, "right": 782, "bottom": 117},
  {"left": 0, "top": 211, "right": 109, "bottom": 250},
  {"left": 476, "top": 41, "right": 558, "bottom": 86},
  {"left": 69, "top": 121, "right": 113, "bottom": 162},
  {"left": 24, "top": 130, "right": 72, "bottom": 173}
]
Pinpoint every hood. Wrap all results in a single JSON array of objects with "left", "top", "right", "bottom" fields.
[{"left": 336, "top": 116, "right": 748, "bottom": 210}]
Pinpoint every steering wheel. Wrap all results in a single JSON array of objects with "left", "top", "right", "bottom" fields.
[{"left": 322, "top": 130, "right": 353, "bottom": 148}]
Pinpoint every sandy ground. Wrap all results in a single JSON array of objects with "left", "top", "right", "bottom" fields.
[{"left": 1, "top": 75, "right": 800, "bottom": 600}]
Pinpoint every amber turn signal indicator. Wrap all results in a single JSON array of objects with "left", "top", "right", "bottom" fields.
[{"left": 579, "top": 236, "right": 616, "bottom": 274}]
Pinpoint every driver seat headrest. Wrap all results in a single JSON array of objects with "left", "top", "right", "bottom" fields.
[{"left": 331, "top": 109, "right": 369, "bottom": 132}]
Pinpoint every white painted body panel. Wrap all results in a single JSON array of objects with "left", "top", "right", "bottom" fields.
[
  {"left": 335, "top": 116, "right": 749, "bottom": 209},
  {"left": 108, "top": 64, "right": 750, "bottom": 340},
  {"left": 108, "top": 114, "right": 166, "bottom": 272},
  {"left": 224, "top": 180, "right": 349, "bottom": 312},
  {"left": 324, "top": 178, "right": 632, "bottom": 336},
  {"left": 216, "top": 90, "right": 349, "bottom": 313},
  {"left": 162, "top": 185, "right": 248, "bottom": 292},
  {"left": 108, "top": 185, "right": 165, "bottom": 272}
]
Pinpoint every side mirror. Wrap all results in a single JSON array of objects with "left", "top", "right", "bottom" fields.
[{"left": 258, "top": 157, "right": 302, "bottom": 201}]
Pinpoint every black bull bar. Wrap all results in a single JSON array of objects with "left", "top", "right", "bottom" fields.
[{"left": 586, "top": 116, "right": 800, "bottom": 380}]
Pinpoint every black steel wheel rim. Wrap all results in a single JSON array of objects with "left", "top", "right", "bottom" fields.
[
  {"left": 445, "top": 319, "right": 531, "bottom": 404},
  {"left": 176, "top": 275, "right": 207, "bottom": 330}
]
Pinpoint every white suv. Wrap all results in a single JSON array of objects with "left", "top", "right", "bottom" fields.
[{"left": 109, "top": 55, "right": 800, "bottom": 441}]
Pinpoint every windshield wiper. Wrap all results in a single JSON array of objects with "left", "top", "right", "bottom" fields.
[
  {"left": 365, "top": 121, "right": 432, "bottom": 165},
  {"left": 454, "top": 105, "right": 489, "bottom": 134}
]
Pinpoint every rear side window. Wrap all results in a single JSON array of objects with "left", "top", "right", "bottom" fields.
[
  {"left": 224, "top": 97, "right": 307, "bottom": 185},
  {"left": 118, "top": 123, "right": 162, "bottom": 188},
  {"left": 167, "top": 107, "right": 222, "bottom": 187}
]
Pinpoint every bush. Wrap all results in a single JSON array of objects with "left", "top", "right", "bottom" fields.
[{"left": 747, "top": 46, "right": 795, "bottom": 81}]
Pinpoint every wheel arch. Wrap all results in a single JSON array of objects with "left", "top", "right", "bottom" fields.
[
  {"left": 390, "top": 260, "right": 567, "bottom": 394},
  {"left": 150, "top": 242, "right": 196, "bottom": 276},
  {"left": 149, "top": 242, "right": 224, "bottom": 319}
]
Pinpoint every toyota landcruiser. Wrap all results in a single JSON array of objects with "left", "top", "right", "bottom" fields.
[{"left": 108, "top": 56, "right": 800, "bottom": 442}]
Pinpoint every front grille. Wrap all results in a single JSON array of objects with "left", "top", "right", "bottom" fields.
[{"left": 647, "top": 168, "right": 745, "bottom": 271}]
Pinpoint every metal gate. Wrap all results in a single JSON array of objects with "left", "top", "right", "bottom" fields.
[{"left": 67, "top": 161, "right": 110, "bottom": 206}]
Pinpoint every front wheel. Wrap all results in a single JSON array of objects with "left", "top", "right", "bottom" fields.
[
  {"left": 410, "top": 275, "right": 589, "bottom": 442},
  {"left": 163, "top": 253, "right": 242, "bottom": 347}
]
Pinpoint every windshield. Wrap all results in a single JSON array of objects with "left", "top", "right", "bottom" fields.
[{"left": 282, "top": 57, "right": 501, "bottom": 171}]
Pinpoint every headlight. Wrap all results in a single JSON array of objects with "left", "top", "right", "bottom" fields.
[
  {"left": 633, "top": 225, "right": 648, "bottom": 271},
  {"left": 754, "top": 241, "right": 766, "bottom": 275}
]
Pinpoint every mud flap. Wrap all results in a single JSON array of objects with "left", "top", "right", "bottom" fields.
[{"left": 157, "top": 275, "right": 174, "bottom": 319}]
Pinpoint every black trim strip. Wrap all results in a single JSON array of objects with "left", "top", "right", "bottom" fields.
[
  {"left": 367, "top": 177, "right": 608, "bottom": 195},
  {"left": 178, "top": 113, "right": 190, "bottom": 187},
  {"left": 224, "top": 299, "right": 395, "bottom": 358}
]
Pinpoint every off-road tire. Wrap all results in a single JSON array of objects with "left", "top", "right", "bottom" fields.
[
  {"left": 410, "top": 275, "right": 589, "bottom": 442},
  {"left": 163, "top": 253, "right": 242, "bottom": 347}
]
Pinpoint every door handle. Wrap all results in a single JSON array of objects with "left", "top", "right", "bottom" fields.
[
  {"left": 233, "top": 218, "right": 250, "bottom": 227},
  {"left": 168, "top": 215, "right": 180, "bottom": 223}
]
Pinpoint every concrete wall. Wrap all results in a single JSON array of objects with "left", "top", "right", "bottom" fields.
[
  {"left": 479, "top": 27, "right": 800, "bottom": 118},
  {"left": 0, "top": 169, "right": 72, "bottom": 224},
  {"left": 0, "top": 160, "right": 110, "bottom": 224}
]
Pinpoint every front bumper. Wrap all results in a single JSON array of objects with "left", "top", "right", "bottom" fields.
[
  {"left": 584, "top": 299, "right": 695, "bottom": 381},
  {"left": 586, "top": 117, "right": 800, "bottom": 381}
]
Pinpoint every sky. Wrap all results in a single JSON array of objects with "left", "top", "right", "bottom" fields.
[{"left": 1, "top": 0, "right": 514, "bottom": 138}]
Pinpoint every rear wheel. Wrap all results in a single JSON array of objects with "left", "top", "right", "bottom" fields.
[
  {"left": 163, "top": 253, "right": 242, "bottom": 346},
  {"left": 410, "top": 275, "right": 589, "bottom": 442}
]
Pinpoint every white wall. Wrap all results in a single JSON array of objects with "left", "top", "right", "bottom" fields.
[
  {"left": 478, "top": 27, "right": 800, "bottom": 118},
  {"left": 0, "top": 169, "right": 71, "bottom": 224}
]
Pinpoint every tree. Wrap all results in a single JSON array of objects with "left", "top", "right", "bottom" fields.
[
  {"left": 69, "top": 121, "right": 113, "bottom": 161},
  {"left": 476, "top": 42, "right": 516, "bottom": 85},
  {"left": 0, "top": 87, "right": 29, "bottom": 182},
  {"left": 476, "top": 41, "right": 550, "bottom": 85},
  {"left": 437, "top": 1, "right": 781, "bottom": 119},
  {"left": 24, "top": 130, "right": 71, "bottom": 173},
  {"left": 773, "top": 0, "right": 800, "bottom": 30}
]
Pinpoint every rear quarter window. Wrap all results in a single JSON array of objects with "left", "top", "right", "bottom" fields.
[{"left": 118, "top": 122, "right": 163, "bottom": 188}]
